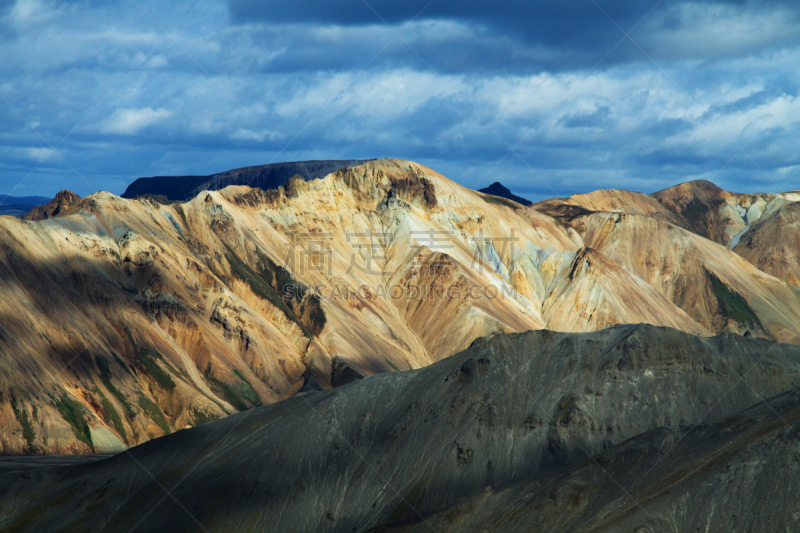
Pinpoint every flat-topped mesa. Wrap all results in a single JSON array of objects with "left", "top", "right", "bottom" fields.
[{"left": 122, "top": 159, "right": 374, "bottom": 202}]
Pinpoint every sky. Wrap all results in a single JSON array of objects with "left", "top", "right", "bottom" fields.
[{"left": 0, "top": 0, "right": 799, "bottom": 202}]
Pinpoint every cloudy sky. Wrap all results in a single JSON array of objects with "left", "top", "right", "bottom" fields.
[{"left": 1, "top": 0, "right": 799, "bottom": 202}]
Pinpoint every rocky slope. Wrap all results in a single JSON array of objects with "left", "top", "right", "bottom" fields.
[
  {"left": 537, "top": 180, "right": 800, "bottom": 249},
  {"left": 3, "top": 160, "right": 800, "bottom": 454},
  {"left": 378, "top": 384, "right": 800, "bottom": 532},
  {"left": 122, "top": 160, "right": 371, "bottom": 201},
  {"left": 533, "top": 185, "right": 800, "bottom": 343},
  {"left": 535, "top": 187, "right": 689, "bottom": 230},
  {"left": 650, "top": 179, "right": 800, "bottom": 247},
  {"left": 21, "top": 191, "right": 82, "bottom": 221},
  {"left": 1, "top": 325, "right": 799, "bottom": 532},
  {"left": 733, "top": 201, "right": 800, "bottom": 288}
]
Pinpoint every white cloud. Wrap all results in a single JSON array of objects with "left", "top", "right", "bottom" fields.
[
  {"left": 230, "top": 128, "right": 279, "bottom": 141},
  {"left": 643, "top": 3, "right": 800, "bottom": 61},
  {"left": 131, "top": 53, "right": 169, "bottom": 69},
  {"left": 274, "top": 69, "right": 465, "bottom": 119},
  {"left": 688, "top": 94, "right": 800, "bottom": 148},
  {"left": 7, "top": 0, "right": 64, "bottom": 27},
  {"left": 101, "top": 108, "right": 173, "bottom": 135},
  {"left": 22, "top": 147, "right": 54, "bottom": 162}
]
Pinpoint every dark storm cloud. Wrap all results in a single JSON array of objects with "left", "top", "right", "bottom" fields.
[
  {"left": 228, "top": 0, "right": 799, "bottom": 30},
  {"left": 229, "top": 0, "right": 800, "bottom": 66}
]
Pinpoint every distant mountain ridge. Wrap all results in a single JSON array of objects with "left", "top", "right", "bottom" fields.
[
  {"left": 0, "top": 195, "right": 51, "bottom": 205},
  {"left": 0, "top": 195, "right": 52, "bottom": 217},
  {"left": 477, "top": 182, "right": 532, "bottom": 205},
  {"left": 122, "top": 159, "right": 373, "bottom": 201}
]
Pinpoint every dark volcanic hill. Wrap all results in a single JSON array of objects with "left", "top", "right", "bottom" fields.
[
  {"left": 2, "top": 324, "right": 800, "bottom": 532},
  {"left": 122, "top": 160, "right": 372, "bottom": 201},
  {"left": 477, "top": 181, "right": 532, "bottom": 205}
]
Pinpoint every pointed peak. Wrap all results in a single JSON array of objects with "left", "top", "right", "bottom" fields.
[{"left": 22, "top": 191, "right": 83, "bottom": 221}]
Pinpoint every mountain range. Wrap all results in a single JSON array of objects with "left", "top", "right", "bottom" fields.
[
  {"left": 0, "top": 196, "right": 51, "bottom": 218},
  {"left": 1, "top": 159, "right": 799, "bottom": 458}
]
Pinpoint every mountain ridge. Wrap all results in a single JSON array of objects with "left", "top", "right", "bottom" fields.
[{"left": 3, "top": 159, "right": 800, "bottom": 454}]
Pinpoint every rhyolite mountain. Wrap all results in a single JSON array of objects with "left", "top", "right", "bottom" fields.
[
  {"left": 477, "top": 181, "right": 532, "bottom": 206},
  {"left": 534, "top": 184, "right": 800, "bottom": 341},
  {"left": 651, "top": 179, "right": 800, "bottom": 248},
  {"left": 2, "top": 159, "right": 800, "bottom": 454},
  {"left": 122, "top": 159, "right": 372, "bottom": 201},
  {"left": 2, "top": 325, "right": 800, "bottom": 532},
  {"left": 731, "top": 200, "right": 800, "bottom": 288}
]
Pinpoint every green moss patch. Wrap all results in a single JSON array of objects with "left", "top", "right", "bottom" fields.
[
  {"left": 190, "top": 408, "right": 218, "bottom": 427},
  {"left": 53, "top": 394, "right": 93, "bottom": 448},
  {"left": 385, "top": 358, "right": 401, "bottom": 372},
  {"left": 137, "top": 393, "right": 171, "bottom": 435},
  {"left": 224, "top": 246, "right": 326, "bottom": 338},
  {"left": 204, "top": 369, "right": 246, "bottom": 412},
  {"left": 132, "top": 343, "right": 176, "bottom": 392},
  {"left": 94, "top": 386, "right": 126, "bottom": 443},
  {"left": 233, "top": 369, "right": 262, "bottom": 407},
  {"left": 9, "top": 392, "right": 35, "bottom": 448},
  {"left": 708, "top": 272, "right": 762, "bottom": 328},
  {"left": 95, "top": 356, "right": 135, "bottom": 418},
  {"left": 203, "top": 365, "right": 262, "bottom": 412}
]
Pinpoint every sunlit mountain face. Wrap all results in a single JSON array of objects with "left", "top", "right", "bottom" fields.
[{"left": 2, "top": 159, "right": 800, "bottom": 454}]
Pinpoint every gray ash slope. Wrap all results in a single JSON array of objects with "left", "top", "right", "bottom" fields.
[
  {"left": 2, "top": 324, "right": 800, "bottom": 532},
  {"left": 378, "top": 389, "right": 800, "bottom": 533},
  {"left": 122, "top": 159, "right": 372, "bottom": 201}
]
